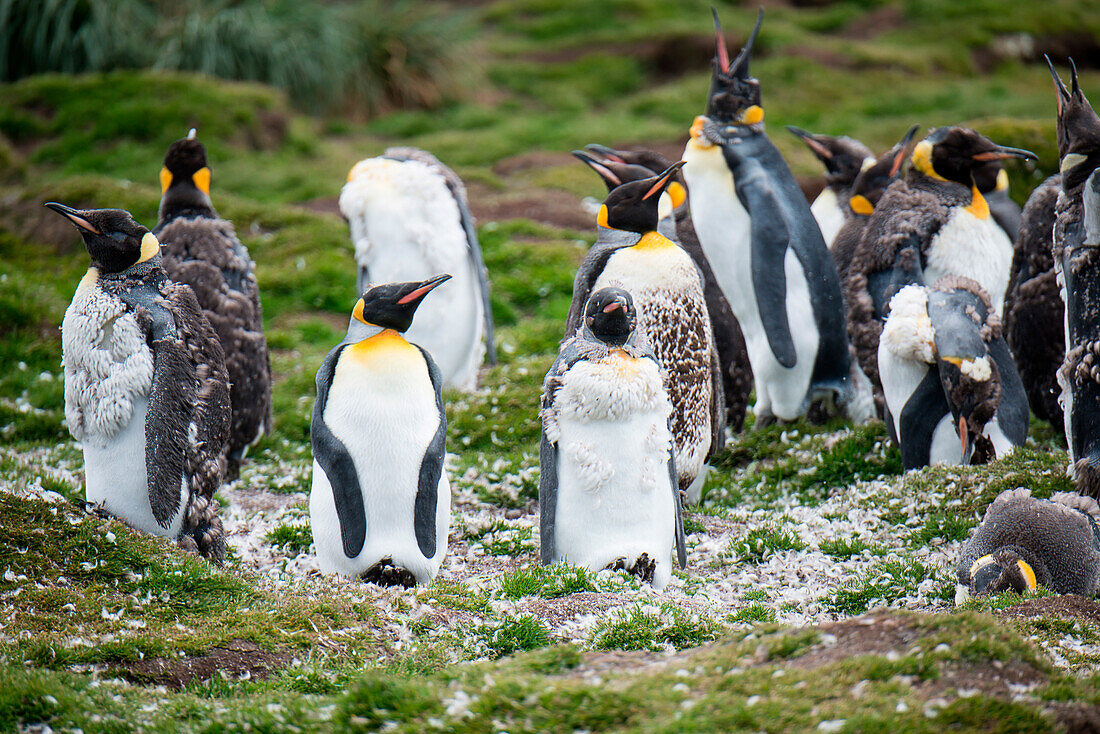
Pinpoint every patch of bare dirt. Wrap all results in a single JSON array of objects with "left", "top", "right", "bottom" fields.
[
  {"left": 997, "top": 595, "right": 1100, "bottom": 623},
  {"left": 1035, "top": 32, "right": 1100, "bottom": 70},
  {"left": 840, "top": 7, "right": 906, "bottom": 40},
  {"left": 0, "top": 192, "right": 89, "bottom": 253},
  {"left": 470, "top": 189, "right": 594, "bottom": 230},
  {"left": 297, "top": 196, "right": 343, "bottom": 219},
  {"left": 121, "top": 638, "right": 289, "bottom": 688}
]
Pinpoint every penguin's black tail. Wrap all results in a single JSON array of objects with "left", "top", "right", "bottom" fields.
[{"left": 360, "top": 557, "right": 417, "bottom": 588}]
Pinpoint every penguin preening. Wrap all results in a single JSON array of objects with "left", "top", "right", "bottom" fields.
[
  {"left": 1049, "top": 59, "right": 1100, "bottom": 498},
  {"left": 155, "top": 129, "right": 272, "bottom": 480},
  {"left": 957, "top": 489, "right": 1100, "bottom": 601},
  {"left": 878, "top": 277, "right": 1027, "bottom": 470},
  {"left": 564, "top": 162, "right": 724, "bottom": 500},
  {"left": 845, "top": 126, "right": 1036, "bottom": 398},
  {"left": 682, "top": 8, "right": 852, "bottom": 424},
  {"left": 310, "top": 275, "right": 451, "bottom": 586},
  {"left": 539, "top": 287, "right": 687, "bottom": 589},
  {"left": 339, "top": 148, "right": 495, "bottom": 391},
  {"left": 50, "top": 203, "right": 230, "bottom": 560},
  {"left": 785, "top": 126, "right": 874, "bottom": 248},
  {"left": 575, "top": 143, "right": 753, "bottom": 433}
]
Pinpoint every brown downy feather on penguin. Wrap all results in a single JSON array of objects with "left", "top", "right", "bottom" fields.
[{"left": 155, "top": 129, "right": 272, "bottom": 481}]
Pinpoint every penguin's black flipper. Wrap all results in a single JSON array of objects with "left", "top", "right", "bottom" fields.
[
  {"left": 987, "top": 190, "right": 1022, "bottom": 242},
  {"left": 668, "top": 429, "right": 687, "bottom": 569},
  {"left": 311, "top": 344, "right": 368, "bottom": 558},
  {"left": 451, "top": 184, "right": 497, "bottom": 365},
  {"left": 987, "top": 337, "right": 1029, "bottom": 447},
  {"left": 538, "top": 431, "right": 558, "bottom": 565},
  {"left": 707, "top": 345, "right": 727, "bottom": 458},
  {"left": 898, "top": 366, "right": 950, "bottom": 470},
  {"left": 413, "top": 346, "right": 447, "bottom": 559},
  {"left": 866, "top": 237, "right": 926, "bottom": 319}
]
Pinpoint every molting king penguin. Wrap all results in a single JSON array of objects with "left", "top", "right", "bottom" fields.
[
  {"left": 564, "top": 162, "right": 725, "bottom": 502},
  {"left": 878, "top": 276, "right": 1027, "bottom": 470},
  {"left": 51, "top": 203, "right": 231, "bottom": 560},
  {"left": 155, "top": 129, "right": 272, "bottom": 480},
  {"left": 575, "top": 143, "right": 753, "bottom": 434},
  {"left": 956, "top": 489, "right": 1100, "bottom": 602},
  {"left": 310, "top": 275, "right": 452, "bottom": 586},
  {"left": 681, "top": 8, "right": 852, "bottom": 425},
  {"left": 1050, "top": 60, "right": 1100, "bottom": 499},
  {"left": 539, "top": 287, "right": 687, "bottom": 589},
  {"left": 339, "top": 148, "right": 495, "bottom": 392},
  {"left": 844, "top": 127, "right": 1036, "bottom": 400},
  {"left": 785, "top": 126, "right": 874, "bottom": 248}
]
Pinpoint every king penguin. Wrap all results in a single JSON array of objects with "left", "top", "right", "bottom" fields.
[
  {"left": 575, "top": 143, "right": 753, "bottom": 433},
  {"left": 539, "top": 287, "right": 687, "bottom": 589},
  {"left": 681, "top": 8, "right": 852, "bottom": 425},
  {"left": 339, "top": 148, "right": 494, "bottom": 391},
  {"left": 845, "top": 126, "right": 1036, "bottom": 397},
  {"left": 310, "top": 275, "right": 451, "bottom": 586},
  {"left": 564, "top": 162, "right": 725, "bottom": 501},
  {"left": 155, "top": 129, "right": 272, "bottom": 480},
  {"left": 1050, "top": 59, "right": 1100, "bottom": 499},
  {"left": 785, "top": 126, "right": 874, "bottom": 248},
  {"left": 50, "top": 203, "right": 231, "bottom": 560}
]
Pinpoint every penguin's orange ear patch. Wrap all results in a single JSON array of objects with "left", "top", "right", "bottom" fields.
[
  {"left": 352, "top": 298, "right": 367, "bottom": 324},
  {"left": 740, "top": 105, "right": 764, "bottom": 125},
  {"left": 192, "top": 166, "right": 211, "bottom": 195},
  {"left": 597, "top": 204, "right": 609, "bottom": 228},
  {"left": 159, "top": 167, "right": 172, "bottom": 194},
  {"left": 849, "top": 195, "right": 874, "bottom": 216},
  {"left": 1016, "top": 560, "right": 1038, "bottom": 591},
  {"left": 667, "top": 181, "right": 687, "bottom": 209},
  {"left": 138, "top": 232, "right": 161, "bottom": 263}
]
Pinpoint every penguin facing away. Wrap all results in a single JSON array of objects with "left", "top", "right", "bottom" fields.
[
  {"left": 49, "top": 203, "right": 231, "bottom": 560},
  {"left": 339, "top": 148, "right": 494, "bottom": 391},
  {"left": 785, "top": 126, "right": 874, "bottom": 248},
  {"left": 1049, "top": 59, "right": 1100, "bottom": 498},
  {"left": 681, "top": 8, "right": 852, "bottom": 424},
  {"left": 310, "top": 275, "right": 452, "bottom": 586},
  {"left": 957, "top": 489, "right": 1100, "bottom": 601},
  {"left": 564, "top": 162, "right": 725, "bottom": 497},
  {"left": 539, "top": 287, "right": 687, "bottom": 589},
  {"left": 878, "top": 277, "right": 1028, "bottom": 470},
  {"left": 155, "top": 129, "right": 272, "bottom": 480}
]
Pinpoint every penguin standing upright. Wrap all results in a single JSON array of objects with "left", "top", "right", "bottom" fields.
[
  {"left": 878, "top": 277, "right": 1027, "bottom": 469},
  {"left": 974, "top": 163, "right": 1023, "bottom": 242},
  {"left": 845, "top": 127, "right": 1036, "bottom": 396},
  {"left": 785, "top": 126, "right": 874, "bottom": 248},
  {"left": 682, "top": 9, "right": 852, "bottom": 424},
  {"left": 1049, "top": 60, "right": 1100, "bottom": 498},
  {"left": 155, "top": 129, "right": 271, "bottom": 479},
  {"left": 575, "top": 144, "right": 753, "bottom": 432},
  {"left": 564, "top": 163, "right": 724, "bottom": 499},
  {"left": 50, "top": 203, "right": 230, "bottom": 560},
  {"left": 339, "top": 148, "right": 494, "bottom": 391},
  {"left": 310, "top": 275, "right": 451, "bottom": 586},
  {"left": 540, "top": 287, "right": 687, "bottom": 589}
]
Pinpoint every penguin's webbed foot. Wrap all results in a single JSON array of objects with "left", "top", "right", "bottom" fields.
[
  {"left": 361, "top": 557, "right": 417, "bottom": 588},
  {"left": 604, "top": 554, "right": 656, "bottom": 584},
  {"left": 753, "top": 412, "right": 778, "bottom": 430},
  {"left": 80, "top": 500, "right": 112, "bottom": 519},
  {"left": 179, "top": 494, "right": 227, "bottom": 563}
]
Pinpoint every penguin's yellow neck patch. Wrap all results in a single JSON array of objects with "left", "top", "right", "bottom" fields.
[
  {"left": 632, "top": 231, "right": 675, "bottom": 251},
  {"left": 965, "top": 185, "right": 989, "bottom": 220},
  {"left": 739, "top": 105, "right": 764, "bottom": 125},
  {"left": 607, "top": 348, "right": 642, "bottom": 377},
  {"left": 850, "top": 194, "right": 874, "bottom": 216},
  {"left": 159, "top": 167, "right": 172, "bottom": 194},
  {"left": 192, "top": 166, "right": 211, "bottom": 195},
  {"left": 138, "top": 233, "right": 161, "bottom": 263},
  {"left": 911, "top": 141, "right": 947, "bottom": 181},
  {"left": 347, "top": 329, "right": 417, "bottom": 364},
  {"left": 76, "top": 267, "right": 99, "bottom": 294},
  {"left": 597, "top": 204, "right": 609, "bottom": 228},
  {"left": 1017, "top": 560, "right": 1038, "bottom": 591},
  {"left": 689, "top": 116, "right": 713, "bottom": 150},
  {"left": 995, "top": 168, "right": 1009, "bottom": 192}
]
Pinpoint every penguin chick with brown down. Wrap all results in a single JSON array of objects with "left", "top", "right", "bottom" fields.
[
  {"left": 1050, "top": 59, "right": 1100, "bottom": 498},
  {"left": 155, "top": 129, "right": 271, "bottom": 481},
  {"left": 49, "top": 203, "right": 230, "bottom": 560},
  {"left": 845, "top": 127, "right": 1037, "bottom": 396},
  {"left": 957, "top": 489, "right": 1100, "bottom": 602},
  {"left": 575, "top": 143, "right": 752, "bottom": 433},
  {"left": 785, "top": 126, "right": 874, "bottom": 248},
  {"left": 564, "top": 163, "right": 724, "bottom": 503}
]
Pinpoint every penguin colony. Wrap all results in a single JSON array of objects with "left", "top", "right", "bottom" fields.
[{"left": 49, "top": 8, "right": 1100, "bottom": 600}]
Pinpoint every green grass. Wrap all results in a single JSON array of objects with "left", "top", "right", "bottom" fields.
[
  {"left": 590, "top": 604, "right": 722, "bottom": 652},
  {"left": 827, "top": 556, "right": 954, "bottom": 615},
  {"left": 729, "top": 524, "right": 806, "bottom": 565},
  {"left": 819, "top": 536, "right": 889, "bottom": 559},
  {"left": 497, "top": 563, "right": 605, "bottom": 600},
  {"left": 266, "top": 522, "right": 313, "bottom": 555},
  {"left": 476, "top": 615, "right": 552, "bottom": 659}
]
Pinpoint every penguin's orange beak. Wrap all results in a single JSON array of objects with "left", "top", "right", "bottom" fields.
[{"left": 603, "top": 301, "right": 622, "bottom": 314}]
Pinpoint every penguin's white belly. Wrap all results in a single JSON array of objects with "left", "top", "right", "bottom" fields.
[
  {"left": 986, "top": 419, "right": 1016, "bottom": 459},
  {"left": 811, "top": 188, "right": 845, "bottom": 249},
  {"left": 310, "top": 337, "right": 449, "bottom": 583},
  {"left": 925, "top": 210, "right": 1013, "bottom": 315},
  {"left": 878, "top": 343, "right": 932, "bottom": 442},
  {"left": 550, "top": 357, "right": 677, "bottom": 589},
  {"left": 929, "top": 415, "right": 963, "bottom": 465}
]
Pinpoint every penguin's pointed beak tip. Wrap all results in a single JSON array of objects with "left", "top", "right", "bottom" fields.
[
  {"left": 397, "top": 274, "right": 452, "bottom": 305},
  {"left": 44, "top": 202, "right": 100, "bottom": 234}
]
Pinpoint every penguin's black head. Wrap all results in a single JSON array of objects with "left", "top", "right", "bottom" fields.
[
  {"left": 786, "top": 127, "right": 873, "bottom": 184},
  {"left": 159, "top": 129, "right": 215, "bottom": 220},
  {"left": 583, "top": 144, "right": 688, "bottom": 210},
  {"left": 969, "top": 547, "right": 1040, "bottom": 597},
  {"left": 585, "top": 287, "right": 635, "bottom": 346},
  {"left": 573, "top": 150, "right": 656, "bottom": 192},
  {"left": 1047, "top": 56, "right": 1100, "bottom": 191},
  {"left": 597, "top": 161, "right": 686, "bottom": 233},
  {"left": 45, "top": 203, "right": 159, "bottom": 273},
  {"left": 911, "top": 127, "right": 1036, "bottom": 187},
  {"left": 848, "top": 125, "right": 919, "bottom": 216},
  {"left": 705, "top": 8, "right": 765, "bottom": 126},
  {"left": 585, "top": 144, "right": 674, "bottom": 178},
  {"left": 353, "top": 274, "right": 451, "bottom": 333}
]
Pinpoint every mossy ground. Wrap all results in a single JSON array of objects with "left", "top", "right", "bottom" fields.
[{"left": 2, "top": 0, "right": 1099, "bottom": 730}]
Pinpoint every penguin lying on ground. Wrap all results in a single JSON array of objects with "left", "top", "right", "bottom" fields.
[
  {"left": 564, "top": 162, "right": 724, "bottom": 501},
  {"left": 575, "top": 143, "right": 752, "bottom": 433},
  {"left": 155, "top": 129, "right": 271, "bottom": 480},
  {"left": 785, "top": 126, "right": 874, "bottom": 248},
  {"left": 878, "top": 276, "right": 1027, "bottom": 469},
  {"left": 1050, "top": 59, "right": 1100, "bottom": 498},
  {"left": 310, "top": 275, "right": 451, "bottom": 587},
  {"left": 339, "top": 148, "right": 494, "bottom": 391},
  {"left": 539, "top": 287, "right": 687, "bottom": 589},
  {"left": 957, "top": 488, "right": 1100, "bottom": 601},
  {"left": 845, "top": 127, "right": 1036, "bottom": 397},
  {"left": 50, "top": 203, "right": 230, "bottom": 560},
  {"left": 682, "top": 8, "right": 852, "bottom": 425}
]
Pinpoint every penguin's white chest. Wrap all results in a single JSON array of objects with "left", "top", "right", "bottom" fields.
[
  {"left": 811, "top": 188, "right": 846, "bottom": 248},
  {"left": 925, "top": 209, "right": 1013, "bottom": 315},
  {"left": 549, "top": 354, "right": 677, "bottom": 588}
]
